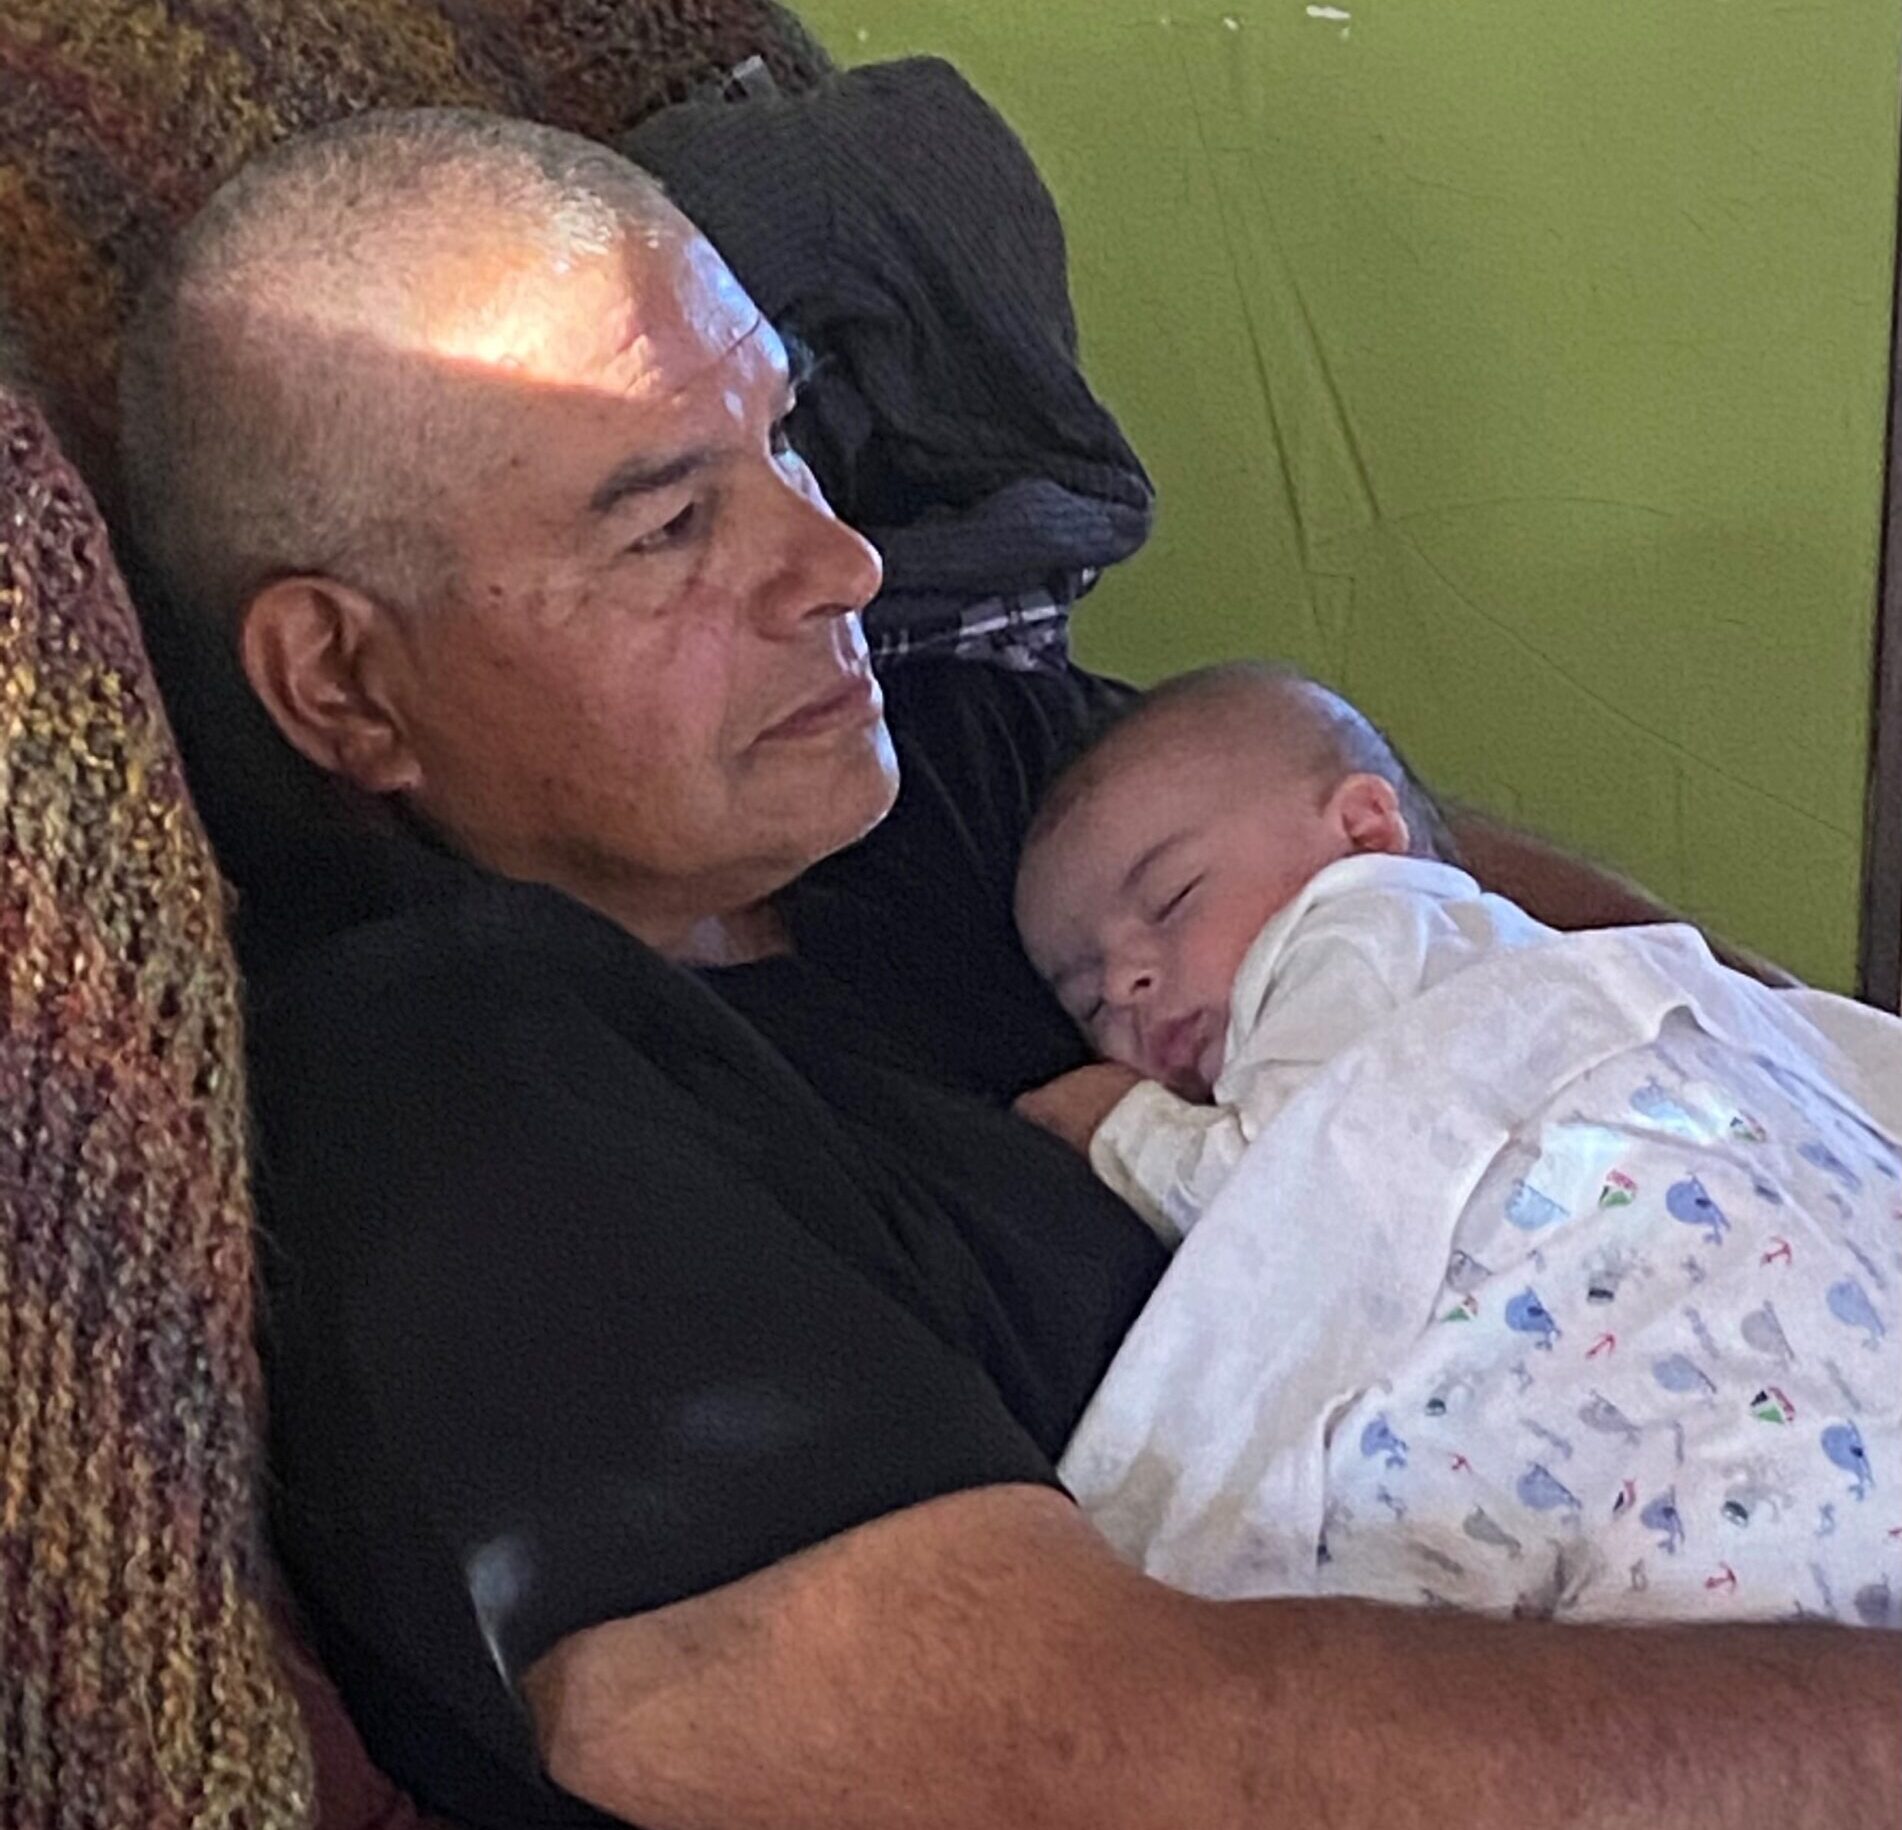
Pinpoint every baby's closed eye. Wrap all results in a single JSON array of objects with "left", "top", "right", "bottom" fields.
[{"left": 1152, "top": 877, "right": 1202, "bottom": 923}]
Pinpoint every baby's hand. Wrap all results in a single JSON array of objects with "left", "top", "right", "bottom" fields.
[{"left": 1013, "top": 1063, "right": 1145, "bottom": 1154}]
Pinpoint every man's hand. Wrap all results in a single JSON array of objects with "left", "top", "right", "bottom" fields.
[
  {"left": 527, "top": 1483, "right": 1902, "bottom": 1830},
  {"left": 1013, "top": 1063, "right": 1144, "bottom": 1153}
]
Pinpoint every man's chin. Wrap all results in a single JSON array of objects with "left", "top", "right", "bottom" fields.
[{"left": 810, "top": 722, "right": 901, "bottom": 857}]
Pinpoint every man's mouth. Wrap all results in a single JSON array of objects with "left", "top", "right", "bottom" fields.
[{"left": 756, "top": 667, "right": 883, "bottom": 742}]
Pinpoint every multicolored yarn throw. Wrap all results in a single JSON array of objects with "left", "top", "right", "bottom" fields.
[
  {"left": 0, "top": 377, "right": 311, "bottom": 1828},
  {"left": 0, "top": 0, "right": 834, "bottom": 494}
]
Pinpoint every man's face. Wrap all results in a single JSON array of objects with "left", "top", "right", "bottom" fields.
[
  {"left": 377, "top": 213, "right": 894, "bottom": 941},
  {"left": 1016, "top": 735, "right": 1345, "bottom": 1099}
]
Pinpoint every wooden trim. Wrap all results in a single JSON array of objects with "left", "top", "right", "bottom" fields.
[{"left": 1858, "top": 114, "right": 1902, "bottom": 1010}]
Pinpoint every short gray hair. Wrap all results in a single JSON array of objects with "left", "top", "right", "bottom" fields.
[{"left": 119, "top": 108, "right": 673, "bottom": 628}]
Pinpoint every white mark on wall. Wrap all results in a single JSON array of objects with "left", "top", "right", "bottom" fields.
[
  {"left": 1222, "top": 13, "right": 1243, "bottom": 28},
  {"left": 1306, "top": 3, "right": 1351, "bottom": 18},
  {"left": 855, "top": 25, "right": 871, "bottom": 42}
]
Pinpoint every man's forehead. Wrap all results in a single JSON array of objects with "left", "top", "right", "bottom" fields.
[
  {"left": 601, "top": 229, "right": 772, "bottom": 402},
  {"left": 408, "top": 211, "right": 768, "bottom": 401}
]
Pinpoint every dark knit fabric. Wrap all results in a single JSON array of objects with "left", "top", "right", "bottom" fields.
[
  {"left": 0, "top": 381, "right": 312, "bottom": 1828},
  {"left": 0, "top": 0, "right": 833, "bottom": 497},
  {"left": 627, "top": 57, "right": 1156, "bottom": 657}
]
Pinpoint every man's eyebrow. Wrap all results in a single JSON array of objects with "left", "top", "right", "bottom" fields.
[
  {"left": 780, "top": 329, "right": 819, "bottom": 394},
  {"left": 588, "top": 448, "right": 715, "bottom": 516},
  {"left": 587, "top": 340, "right": 812, "bottom": 518}
]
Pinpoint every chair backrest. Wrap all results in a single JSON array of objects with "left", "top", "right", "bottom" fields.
[{"left": 0, "top": 373, "right": 310, "bottom": 1829}]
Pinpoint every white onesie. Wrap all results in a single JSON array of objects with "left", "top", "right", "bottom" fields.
[
  {"left": 1091, "top": 854, "right": 1550, "bottom": 1243},
  {"left": 1063, "top": 857, "right": 1902, "bottom": 1624}
]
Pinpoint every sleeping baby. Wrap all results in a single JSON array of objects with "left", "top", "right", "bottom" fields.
[{"left": 1013, "top": 661, "right": 1901, "bottom": 1626}]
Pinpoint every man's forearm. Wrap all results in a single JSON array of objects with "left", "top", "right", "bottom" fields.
[
  {"left": 1449, "top": 808, "right": 1675, "bottom": 932},
  {"left": 1450, "top": 808, "right": 1799, "bottom": 986},
  {"left": 528, "top": 1485, "right": 1900, "bottom": 1830},
  {"left": 1189, "top": 1587, "right": 1899, "bottom": 1830}
]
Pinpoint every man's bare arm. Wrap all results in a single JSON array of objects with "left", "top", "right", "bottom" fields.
[
  {"left": 525, "top": 1484, "right": 1900, "bottom": 1830},
  {"left": 1450, "top": 809, "right": 1799, "bottom": 986}
]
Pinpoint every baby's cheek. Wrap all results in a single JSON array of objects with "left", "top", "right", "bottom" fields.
[
  {"left": 1172, "top": 919, "right": 1231, "bottom": 1008},
  {"left": 1190, "top": 902, "right": 1266, "bottom": 1001},
  {"left": 1091, "top": 1013, "right": 1139, "bottom": 1072}
]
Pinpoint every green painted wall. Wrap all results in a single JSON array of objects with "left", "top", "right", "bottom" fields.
[{"left": 798, "top": 0, "right": 1902, "bottom": 989}]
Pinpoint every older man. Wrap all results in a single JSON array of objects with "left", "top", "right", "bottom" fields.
[{"left": 119, "top": 110, "right": 1897, "bottom": 1830}]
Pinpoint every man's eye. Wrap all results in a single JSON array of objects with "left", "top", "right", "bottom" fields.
[{"left": 627, "top": 503, "right": 698, "bottom": 555}]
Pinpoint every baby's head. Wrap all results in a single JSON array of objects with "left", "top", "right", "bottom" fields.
[{"left": 1015, "top": 663, "right": 1447, "bottom": 1098}]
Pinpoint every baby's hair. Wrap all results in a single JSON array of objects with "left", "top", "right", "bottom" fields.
[{"left": 1027, "top": 660, "right": 1455, "bottom": 863}]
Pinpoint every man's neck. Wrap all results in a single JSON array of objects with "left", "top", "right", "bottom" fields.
[{"left": 673, "top": 901, "right": 792, "bottom": 968}]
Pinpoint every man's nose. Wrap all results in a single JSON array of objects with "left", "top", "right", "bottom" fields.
[{"left": 753, "top": 458, "right": 884, "bottom": 634}]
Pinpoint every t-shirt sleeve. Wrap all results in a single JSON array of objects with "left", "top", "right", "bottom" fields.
[{"left": 255, "top": 926, "right": 1058, "bottom": 1773}]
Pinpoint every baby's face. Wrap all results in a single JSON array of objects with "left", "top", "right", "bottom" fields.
[{"left": 1017, "top": 738, "right": 1348, "bottom": 1100}]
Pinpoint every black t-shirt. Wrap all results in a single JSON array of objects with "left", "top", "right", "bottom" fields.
[{"left": 250, "top": 660, "right": 1167, "bottom": 1827}]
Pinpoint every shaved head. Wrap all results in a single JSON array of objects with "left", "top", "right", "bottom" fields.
[{"left": 119, "top": 108, "right": 684, "bottom": 626}]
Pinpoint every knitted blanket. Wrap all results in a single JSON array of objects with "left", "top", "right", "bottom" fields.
[{"left": 0, "top": 379, "right": 310, "bottom": 1825}]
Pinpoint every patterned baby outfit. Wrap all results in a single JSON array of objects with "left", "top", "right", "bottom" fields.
[{"left": 1062, "top": 864, "right": 1901, "bottom": 1624}]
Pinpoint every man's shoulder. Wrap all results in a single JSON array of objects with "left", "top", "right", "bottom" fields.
[
  {"left": 240, "top": 875, "right": 786, "bottom": 1308},
  {"left": 245, "top": 875, "right": 695, "bottom": 1133},
  {"left": 256, "top": 876, "right": 611, "bottom": 1031}
]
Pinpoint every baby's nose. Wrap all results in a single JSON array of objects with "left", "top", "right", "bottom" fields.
[{"left": 1105, "top": 957, "right": 1159, "bottom": 1005}]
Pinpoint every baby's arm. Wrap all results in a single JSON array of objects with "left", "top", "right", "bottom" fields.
[
  {"left": 1013, "top": 1064, "right": 1251, "bottom": 1243},
  {"left": 1017, "top": 1068, "right": 1294, "bottom": 1246},
  {"left": 1093, "top": 908, "right": 1441, "bottom": 1239},
  {"left": 1086, "top": 1082, "right": 1260, "bottom": 1244},
  {"left": 1013, "top": 1062, "right": 1144, "bottom": 1155},
  {"left": 1021, "top": 883, "right": 1448, "bottom": 1242},
  {"left": 1232, "top": 899, "right": 1439, "bottom": 1071}
]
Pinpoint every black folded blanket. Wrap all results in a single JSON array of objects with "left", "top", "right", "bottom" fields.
[{"left": 626, "top": 56, "right": 1155, "bottom": 666}]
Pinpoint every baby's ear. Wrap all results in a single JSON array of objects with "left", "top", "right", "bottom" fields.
[{"left": 1330, "top": 773, "right": 1412, "bottom": 857}]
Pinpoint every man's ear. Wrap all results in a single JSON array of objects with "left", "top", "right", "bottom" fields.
[
  {"left": 1329, "top": 772, "right": 1412, "bottom": 858},
  {"left": 237, "top": 576, "right": 423, "bottom": 794}
]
